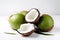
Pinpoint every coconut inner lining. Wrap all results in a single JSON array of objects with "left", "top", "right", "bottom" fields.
[
  {"left": 18, "top": 23, "right": 34, "bottom": 33},
  {"left": 25, "top": 9, "right": 38, "bottom": 22}
]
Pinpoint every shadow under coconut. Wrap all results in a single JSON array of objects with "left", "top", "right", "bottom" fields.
[{"left": 28, "top": 33, "right": 39, "bottom": 38}]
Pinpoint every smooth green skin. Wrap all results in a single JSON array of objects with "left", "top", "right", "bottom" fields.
[
  {"left": 9, "top": 14, "right": 25, "bottom": 30},
  {"left": 9, "top": 11, "right": 28, "bottom": 30},
  {"left": 38, "top": 14, "right": 54, "bottom": 31}
]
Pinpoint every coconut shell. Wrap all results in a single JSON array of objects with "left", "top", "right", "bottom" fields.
[
  {"left": 25, "top": 8, "right": 40, "bottom": 24},
  {"left": 21, "top": 30, "right": 34, "bottom": 37},
  {"left": 16, "top": 30, "right": 34, "bottom": 37}
]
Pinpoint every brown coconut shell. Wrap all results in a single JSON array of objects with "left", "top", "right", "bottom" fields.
[{"left": 16, "top": 29, "right": 34, "bottom": 37}]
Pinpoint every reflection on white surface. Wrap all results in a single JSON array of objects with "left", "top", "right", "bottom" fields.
[{"left": 0, "top": 15, "right": 60, "bottom": 40}]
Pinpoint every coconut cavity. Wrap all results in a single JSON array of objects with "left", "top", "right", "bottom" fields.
[
  {"left": 17, "top": 23, "right": 35, "bottom": 36},
  {"left": 25, "top": 8, "right": 40, "bottom": 24}
]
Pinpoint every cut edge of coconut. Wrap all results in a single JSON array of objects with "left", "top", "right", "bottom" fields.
[
  {"left": 18, "top": 23, "right": 34, "bottom": 33},
  {"left": 25, "top": 8, "right": 40, "bottom": 23},
  {"left": 17, "top": 23, "right": 35, "bottom": 36}
]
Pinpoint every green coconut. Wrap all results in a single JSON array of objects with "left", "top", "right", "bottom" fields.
[
  {"left": 9, "top": 11, "right": 28, "bottom": 30},
  {"left": 38, "top": 14, "right": 54, "bottom": 32}
]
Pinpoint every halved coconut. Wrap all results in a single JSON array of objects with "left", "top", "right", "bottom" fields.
[
  {"left": 25, "top": 8, "right": 40, "bottom": 24},
  {"left": 17, "top": 23, "right": 35, "bottom": 37}
]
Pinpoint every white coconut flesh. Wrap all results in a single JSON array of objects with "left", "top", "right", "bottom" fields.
[
  {"left": 18, "top": 23, "right": 34, "bottom": 33},
  {"left": 25, "top": 9, "right": 39, "bottom": 22}
]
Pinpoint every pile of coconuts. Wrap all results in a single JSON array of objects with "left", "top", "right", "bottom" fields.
[{"left": 9, "top": 8, "right": 54, "bottom": 37}]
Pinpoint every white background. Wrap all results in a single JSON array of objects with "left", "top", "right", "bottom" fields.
[
  {"left": 0, "top": 0, "right": 60, "bottom": 16},
  {"left": 0, "top": 0, "right": 60, "bottom": 40}
]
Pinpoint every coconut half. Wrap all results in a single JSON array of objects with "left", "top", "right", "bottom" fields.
[
  {"left": 17, "top": 23, "right": 35, "bottom": 37},
  {"left": 25, "top": 8, "right": 40, "bottom": 24}
]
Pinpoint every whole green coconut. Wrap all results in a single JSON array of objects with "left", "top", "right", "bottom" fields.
[
  {"left": 38, "top": 14, "right": 54, "bottom": 32},
  {"left": 9, "top": 11, "right": 28, "bottom": 30}
]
